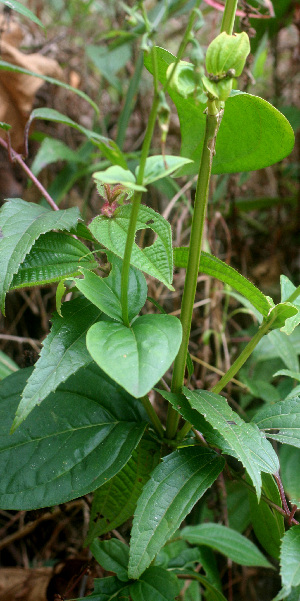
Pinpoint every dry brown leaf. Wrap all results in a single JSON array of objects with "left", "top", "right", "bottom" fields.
[
  {"left": 0, "top": 16, "right": 63, "bottom": 150},
  {"left": 0, "top": 567, "right": 51, "bottom": 601}
]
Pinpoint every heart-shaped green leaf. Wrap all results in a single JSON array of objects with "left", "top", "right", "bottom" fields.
[
  {"left": 86, "top": 314, "right": 182, "bottom": 398},
  {"left": 144, "top": 48, "right": 294, "bottom": 176},
  {"left": 74, "top": 260, "right": 147, "bottom": 323}
]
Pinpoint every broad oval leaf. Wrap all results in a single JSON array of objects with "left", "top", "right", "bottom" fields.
[
  {"left": 173, "top": 247, "right": 271, "bottom": 317},
  {"left": 93, "top": 166, "right": 146, "bottom": 192},
  {"left": 183, "top": 387, "right": 279, "bottom": 499},
  {"left": 267, "top": 303, "right": 299, "bottom": 331},
  {"left": 130, "top": 566, "right": 179, "bottom": 601},
  {"left": 90, "top": 539, "right": 129, "bottom": 582},
  {"left": 31, "top": 138, "right": 82, "bottom": 176},
  {"left": 74, "top": 260, "right": 147, "bottom": 323},
  {"left": 12, "top": 297, "right": 103, "bottom": 431},
  {"left": 145, "top": 48, "right": 294, "bottom": 175},
  {"left": 86, "top": 438, "right": 161, "bottom": 544},
  {"left": 89, "top": 204, "right": 174, "bottom": 289},
  {"left": 140, "top": 155, "right": 193, "bottom": 185},
  {"left": 181, "top": 523, "right": 272, "bottom": 568},
  {"left": 0, "top": 364, "right": 147, "bottom": 509},
  {"left": 0, "top": 199, "right": 80, "bottom": 314},
  {"left": 76, "top": 576, "right": 130, "bottom": 601},
  {"left": 128, "top": 446, "right": 225, "bottom": 579},
  {"left": 253, "top": 396, "right": 300, "bottom": 448},
  {"left": 86, "top": 314, "right": 182, "bottom": 398},
  {"left": 10, "top": 231, "right": 97, "bottom": 291}
]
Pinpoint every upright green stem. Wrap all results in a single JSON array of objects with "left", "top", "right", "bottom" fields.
[
  {"left": 163, "top": 1, "right": 202, "bottom": 93},
  {"left": 166, "top": 102, "right": 223, "bottom": 439},
  {"left": 220, "top": 0, "right": 238, "bottom": 34},
  {"left": 211, "top": 319, "right": 271, "bottom": 394},
  {"left": 121, "top": 49, "right": 160, "bottom": 327}
]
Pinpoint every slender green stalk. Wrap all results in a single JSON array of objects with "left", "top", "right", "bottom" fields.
[
  {"left": 121, "top": 48, "right": 160, "bottom": 326},
  {"left": 141, "top": 395, "right": 165, "bottom": 438},
  {"left": 211, "top": 319, "right": 271, "bottom": 395},
  {"left": 163, "top": 0, "right": 202, "bottom": 93},
  {"left": 166, "top": 101, "right": 223, "bottom": 439},
  {"left": 116, "top": 52, "right": 144, "bottom": 149},
  {"left": 220, "top": 0, "right": 238, "bottom": 34},
  {"left": 286, "top": 285, "right": 300, "bottom": 304}
]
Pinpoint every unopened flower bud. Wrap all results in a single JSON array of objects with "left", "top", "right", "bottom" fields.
[{"left": 206, "top": 31, "right": 250, "bottom": 78}]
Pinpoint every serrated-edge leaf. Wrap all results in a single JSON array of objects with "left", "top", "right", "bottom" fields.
[
  {"left": 0, "top": 200, "right": 80, "bottom": 313},
  {"left": 183, "top": 387, "right": 279, "bottom": 498},
  {"left": 10, "top": 231, "right": 97, "bottom": 291},
  {"left": 89, "top": 204, "right": 174, "bottom": 289},
  {"left": 0, "top": 364, "right": 147, "bottom": 509},
  {"left": 12, "top": 297, "right": 102, "bottom": 431},
  {"left": 173, "top": 247, "right": 271, "bottom": 317},
  {"left": 274, "top": 526, "right": 300, "bottom": 600},
  {"left": 128, "top": 446, "right": 225, "bottom": 579},
  {"left": 181, "top": 523, "right": 272, "bottom": 568},
  {"left": 252, "top": 396, "right": 300, "bottom": 448},
  {"left": 86, "top": 438, "right": 161, "bottom": 543}
]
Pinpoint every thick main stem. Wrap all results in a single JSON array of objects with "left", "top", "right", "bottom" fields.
[
  {"left": 220, "top": 0, "right": 238, "bottom": 34},
  {"left": 166, "top": 103, "right": 223, "bottom": 439}
]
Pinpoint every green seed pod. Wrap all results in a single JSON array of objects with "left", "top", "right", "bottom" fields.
[{"left": 206, "top": 31, "right": 250, "bottom": 78}]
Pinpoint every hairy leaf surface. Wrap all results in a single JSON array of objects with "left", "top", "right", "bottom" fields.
[
  {"left": 183, "top": 388, "right": 279, "bottom": 498},
  {"left": 253, "top": 396, "right": 300, "bottom": 448},
  {"left": 10, "top": 232, "right": 97, "bottom": 290},
  {"left": 0, "top": 199, "right": 80, "bottom": 313},
  {"left": 173, "top": 247, "right": 271, "bottom": 317},
  {"left": 274, "top": 527, "right": 300, "bottom": 600},
  {"left": 12, "top": 297, "right": 102, "bottom": 431},
  {"left": 89, "top": 204, "right": 174, "bottom": 289}
]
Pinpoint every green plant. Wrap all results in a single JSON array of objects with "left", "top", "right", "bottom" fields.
[{"left": 0, "top": 0, "right": 299, "bottom": 599}]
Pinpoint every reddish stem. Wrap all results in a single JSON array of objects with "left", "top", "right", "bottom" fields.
[{"left": 0, "top": 136, "right": 59, "bottom": 211}]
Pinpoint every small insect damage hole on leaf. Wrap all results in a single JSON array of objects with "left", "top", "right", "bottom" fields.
[{"left": 135, "top": 228, "right": 156, "bottom": 248}]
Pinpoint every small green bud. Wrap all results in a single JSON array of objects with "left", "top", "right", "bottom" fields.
[
  {"left": 206, "top": 31, "right": 250, "bottom": 78},
  {"left": 166, "top": 60, "right": 204, "bottom": 101},
  {"left": 202, "top": 74, "right": 232, "bottom": 101}
]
